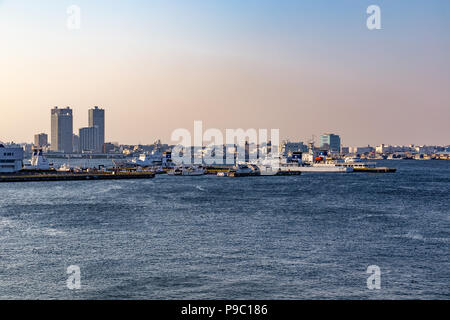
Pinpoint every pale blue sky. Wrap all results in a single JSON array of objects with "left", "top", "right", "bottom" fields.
[{"left": 0, "top": 0, "right": 449, "bottom": 145}]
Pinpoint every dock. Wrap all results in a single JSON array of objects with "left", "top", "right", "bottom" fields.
[
  {"left": 353, "top": 167, "right": 396, "bottom": 173},
  {"left": 0, "top": 171, "right": 155, "bottom": 183}
]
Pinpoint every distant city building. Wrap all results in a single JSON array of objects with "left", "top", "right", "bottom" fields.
[
  {"left": 34, "top": 133, "right": 48, "bottom": 147},
  {"left": 282, "top": 141, "right": 308, "bottom": 156},
  {"left": 320, "top": 133, "right": 341, "bottom": 153},
  {"left": 415, "top": 145, "right": 437, "bottom": 154},
  {"left": 72, "top": 134, "right": 80, "bottom": 153},
  {"left": 349, "top": 146, "right": 374, "bottom": 154},
  {"left": 103, "top": 142, "right": 116, "bottom": 154},
  {"left": 376, "top": 144, "right": 417, "bottom": 154},
  {"left": 88, "top": 106, "right": 105, "bottom": 152},
  {"left": 51, "top": 107, "right": 73, "bottom": 153},
  {"left": 79, "top": 126, "right": 99, "bottom": 152}
]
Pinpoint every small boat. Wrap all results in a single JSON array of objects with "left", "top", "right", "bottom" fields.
[
  {"left": 335, "top": 160, "right": 395, "bottom": 173},
  {"left": 257, "top": 164, "right": 279, "bottom": 176},
  {"left": 227, "top": 164, "right": 256, "bottom": 177},
  {"left": 57, "top": 163, "right": 73, "bottom": 172},
  {"left": 181, "top": 165, "right": 205, "bottom": 176},
  {"left": 127, "top": 152, "right": 163, "bottom": 167},
  {"left": 344, "top": 156, "right": 362, "bottom": 163}
]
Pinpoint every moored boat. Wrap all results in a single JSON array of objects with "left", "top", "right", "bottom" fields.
[
  {"left": 227, "top": 164, "right": 258, "bottom": 177},
  {"left": 181, "top": 165, "right": 205, "bottom": 176},
  {"left": 23, "top": 148, "right": 54, "bottom": 171}
]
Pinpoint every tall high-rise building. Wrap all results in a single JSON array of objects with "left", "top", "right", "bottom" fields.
[
  {"left": 34, "top": 133, "right": 48, "bottom": 147},
  {"left": 320, "top": 133, "right": 341, "bottom": 153},
  {"left": 88, "top": 106, "right": 105, "bottom": 152},
  {"left": 51, "top": 107, "right": 73, "bottom": 153},
  {"left": 79, "top": 126, "right": 99, "bottom": 152}
]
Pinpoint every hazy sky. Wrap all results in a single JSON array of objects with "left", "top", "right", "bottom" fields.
[{"left": 1, "top": 0, "right": 449, "bottom": 146}]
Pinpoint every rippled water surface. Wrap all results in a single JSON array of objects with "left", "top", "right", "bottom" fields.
[{"left": 0, "top": 160, "right": 449, "bottom": 299}]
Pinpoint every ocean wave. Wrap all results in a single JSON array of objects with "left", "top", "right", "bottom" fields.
[
  {"left": 386, "top": 231, "right": 449, "bottom": 243},
  {"left": 0, "top": 217, "right": 65, "bottom": 236},
  {"left": 96, "top": 184, "right": 124, "bottom": 193},
  {"left": 195, "top": 185, "right": 206, "bottom": 191}
]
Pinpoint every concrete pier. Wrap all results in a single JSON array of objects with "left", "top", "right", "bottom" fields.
[{"left": 0, "top": 171, "right": 155, "bottom": 183}]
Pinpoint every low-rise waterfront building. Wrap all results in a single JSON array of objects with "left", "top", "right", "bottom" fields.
[
  {"left": 349, "top": 146, "right": 375, "bottom": 154},
  {"left": 0, "top": 144, "right": 24, "bottom": 173}
]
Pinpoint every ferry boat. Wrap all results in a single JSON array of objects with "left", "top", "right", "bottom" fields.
[
  {"left": 335, "top": 161, "right": 396, "bottom": 173},
  {"left": 275, "top": 151, "right": 353, "bottom": 173},
  {"left": 280, "top": 161, "right": 353, "bottom": 173},
  {"left": 298, "top": 147, "right": 353, "bottom": 172}
]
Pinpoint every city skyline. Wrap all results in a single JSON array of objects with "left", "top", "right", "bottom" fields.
[
  {"left": 1, "top": 104, "right": 450, "bottom": 149},
  {"left": 1, "top": 0, "right": 450, "bottom": 146}
]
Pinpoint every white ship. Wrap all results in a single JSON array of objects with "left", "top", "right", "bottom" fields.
[
  {"left": 0, "top": 144, "right": 24, "bottom": 173},
  {"left": 226, "top": 164, "right": 257, "bottom": 177},
  {"left": 251, "top": 159, "right": 279, "bottom": 176},
  {"left": 287, "top": 162, "right": 353, "bottom": 173},
  {"left": 344, "top": 156, "right": 362, "bottom": 163},
  {"left": 127, "top": 152, "right": 161, "bottom": 167},
  {"left": 255, "top": 145, "right": 353, "bottom": 173},
  {"left": 181, "top": 165, "right": 205, "bottom": 176},
  {"left": 23, "top": 148, "right": 53, "bottom": 170}
]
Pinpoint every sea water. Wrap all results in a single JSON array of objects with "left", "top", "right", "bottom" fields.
[{"left": 0, "top": 160, "right": 449, "bottom": 299}]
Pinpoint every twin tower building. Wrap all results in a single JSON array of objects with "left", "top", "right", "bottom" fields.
[{"left": 50, "top": 106, "right": 105, "bottom": 153}]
